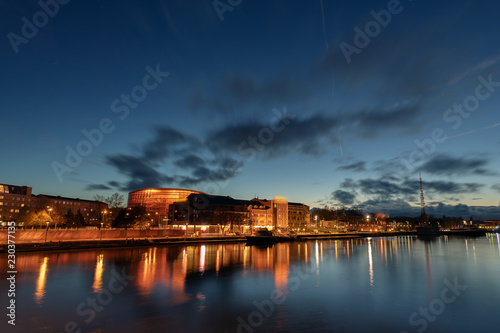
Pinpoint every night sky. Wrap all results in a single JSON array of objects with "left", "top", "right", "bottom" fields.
[{"left": 2, "top": 0, "right": 500, "bottom": 219}]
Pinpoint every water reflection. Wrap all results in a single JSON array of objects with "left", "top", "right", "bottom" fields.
[
  {"left": 2, "top": 236, "right": 500, "bottom": 333},
  {"left": 34, "top": 257, "right": 49, "bottom": 305},
  {"left": 368, "top": 238, "right": 374, "bottom": 286},
  {"left": 92, "top": 254, "right": 104, "bottom": 293},
  {"left": 424, "top": 242, "right": 433, "bottom": 297},
  {"left": 20, "top": 239, "right": 429, "bottom": 304},
  {"left": 498, "top": 233, "right": 500, "bottom": 254}
]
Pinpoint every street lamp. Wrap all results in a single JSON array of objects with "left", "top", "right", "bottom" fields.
[
  {"left": 45, "top": 221, "right": 50, "bottom": 243},
  {"left": 100, "top": 222, "right": 104, "bottom": 241},
  {"left": 102, "top": 210, "right": 107, "bottom": 227}
]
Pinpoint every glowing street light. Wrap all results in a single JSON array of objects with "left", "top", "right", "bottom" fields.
[{"left": 45, "top": 221, "right": 50, "bottom": 243}]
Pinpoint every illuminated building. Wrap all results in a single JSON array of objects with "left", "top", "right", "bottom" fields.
[
  {"left": 37, "top": 194, "right": 108, "bottom": 224},
  {"left": 170, "top": 194, "right": 249, "bottom": 232},
  {"left": 0, "top": 183, "right": 35, "bottom": 222},
  {"left": 170, "top": 193, "right": 310, "bottom": 232},
  {"left": 128, "top": 188, "right": 204, "bottom": 226},
  {"left": 0, "top": 182, "right": 107, "bottom": 225},
  {"left": 288, "top": 202, "right": 311, "bottom": 231}
]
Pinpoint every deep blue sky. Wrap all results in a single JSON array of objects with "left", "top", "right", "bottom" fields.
[{"left": 1, "top": 0, "right": 500, "bottom": 219}]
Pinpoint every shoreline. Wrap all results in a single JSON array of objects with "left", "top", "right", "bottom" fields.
[{"left": 1, "top": 230, "right": 495, "bottom": 253}]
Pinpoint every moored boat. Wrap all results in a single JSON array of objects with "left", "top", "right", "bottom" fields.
[{"left": 444, "top": 226, "right": 486, "bottom": 236}]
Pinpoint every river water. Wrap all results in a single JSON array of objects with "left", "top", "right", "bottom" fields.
[{"left": 1, "top": 234, "right": 500, "bottom": 333}]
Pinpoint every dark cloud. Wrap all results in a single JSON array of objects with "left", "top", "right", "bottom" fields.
[
  {"left": 177, "top": 158, "right": 243, "bottom": 187},
  {"left": 400, "top": 178, "right": 485, "bottom": 196},
  {"left": 339, "top": 176, "right": 485, "bottom": 203},
  {"left": 334, "top": 174, "right": 495, "bottom": 219},
  {"left": 85, "top": 184, "right": 112, "bottom": 191},
  {"left": 337, "top": 161, "right": 366, "bottom": 172},
  {"left": 425, "top": 203, "right": 500, "bottom": 219},
  {"left": 206, "top": 111, "right": 339, "bottom": 158},
  {"left": 142, "top": 126, "right": 200, "bottom": 162},
  {"left": 106, "top": 154, "right": 175, "bottom": 191},
  {"left": 419, "top": 154, "right": 496, "bottom": 176},
  {"left": 173, "top": 154, "right": 206, "bottom": 169},
  {"left": 190, "top": 74, "right": 309, "bottom": 116},
  {"left": 490, "top": 184, "right": 500, "bottom": 193},
  {"left": 357, "top": 198, "right": 500, "bottom": 220},
  {"left": 332, "top": 190, "right": 356, "bottom": 206},
  {"left": 108, "top": 181, "right": 121, "bottom": 188},
  {"left": 344, "top": 106, "right": 424, "bottom": 138},
  {"left": 91, "top": 127, "right": 245, "bottom": 192},
  {"left": 357, "top": 178, "right": 405, "bottom": 197},
  {"left": 358, "top": 198, "right": 415, "bottom": 216},
  {"left": 207, "top": 104, "right": 424, "bottom": 160},
  {"left": 97, "top": 104, "right": 424, "bottom": 192}
]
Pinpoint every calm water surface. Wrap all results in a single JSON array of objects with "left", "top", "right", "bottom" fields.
[{"left": 1, "top": 235, "right": 500, "bottom": 333}]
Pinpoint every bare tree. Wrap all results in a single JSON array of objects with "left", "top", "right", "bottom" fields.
[{"left": 106, "top": 193, "right": 125, "bottom": 208}]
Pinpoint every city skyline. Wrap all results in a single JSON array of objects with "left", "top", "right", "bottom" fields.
[{"left": 2, "top": 0, "right": 500, "bottom": 219}]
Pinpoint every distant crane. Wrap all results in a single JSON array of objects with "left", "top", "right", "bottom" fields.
[{"left": 420, "top": 173, "right": 427, "bottom": 223}]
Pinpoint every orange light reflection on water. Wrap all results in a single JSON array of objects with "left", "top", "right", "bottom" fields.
[
  {"left": 92, "top": 254, "right": 104, "bottom": 293},
  {"left": 34, "top": 257, "right": 49, "bottom": 305}
]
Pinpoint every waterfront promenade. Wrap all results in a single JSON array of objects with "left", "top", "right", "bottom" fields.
[{"left": 0, "top": 228, "right": 420, "bottom": 253}]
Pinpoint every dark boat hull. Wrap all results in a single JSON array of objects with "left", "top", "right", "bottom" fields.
[
  {"left": 443, "top": 229, "right": 487, "bottom": 236},
  {"left": 246, "top": 235, "right": 278, "bottom": 244}
]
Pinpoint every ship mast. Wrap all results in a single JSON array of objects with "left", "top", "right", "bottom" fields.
[{"left": 420, "top": 173, "right": 426, "bottom": 223}]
